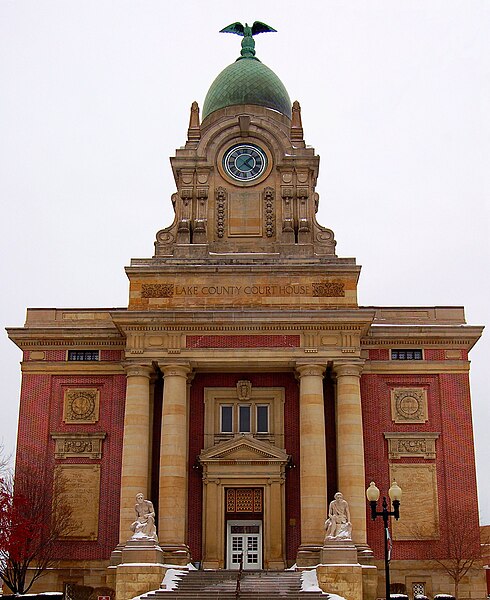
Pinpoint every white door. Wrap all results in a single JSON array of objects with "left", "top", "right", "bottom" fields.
[{"left": 226, "top": 520, "right": 262, "bottom": 570}]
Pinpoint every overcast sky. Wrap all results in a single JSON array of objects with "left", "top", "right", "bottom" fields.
[{"left": 1, "top": 1, "right": 489, "bottom": 522}]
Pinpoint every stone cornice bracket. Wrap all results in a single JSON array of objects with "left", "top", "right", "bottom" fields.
[
  {"left": 159, "top": 363, "right": 192, "bottom": 379},
  {"left": 333, "top": 361, "right": 364, "bottom": 379},
  {"left": 186, "top": 101, "right": 201, "bottom": 147},
  {"left": 295, "top": 363, "right": 326, "bottom": 379},
  {"left": 290, "top": 100, "right": 305, "bottom": 148},
  {"left": 239, "top": 115, "right": 251, "bottom": 137},
  {"left": 124, "top": 363, "right": 154, "bottom": 379}
]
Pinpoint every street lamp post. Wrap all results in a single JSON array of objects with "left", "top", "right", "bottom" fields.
[{"left": 366, "top": 481, "right": 402, "bottom": 600}]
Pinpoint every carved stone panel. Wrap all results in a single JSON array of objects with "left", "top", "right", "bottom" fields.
[
  {"left": 391, "top": 388, "right": 428, "bottom": 423},
  {"left": 51, "top": 432, "right": 106, "bottom": 459},
  {"left": 54, "top": 464, "right": 100, "bottom": 540},
  {"left": 229, "top": 191, "right": 261, "bottom": 236},
  {"left": 390, "top": 464, "right": 439, "bottom": 540},
  {"left": 63, "top": 388, "right": 100, "bottom": 424},
  {"left": 384, "top": 432, "right": 440, "bottom": 459}
]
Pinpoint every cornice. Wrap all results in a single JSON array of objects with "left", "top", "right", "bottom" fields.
[
  {"left": 363, "top": 325, "right": 483, "bottom": 351},
  {"left": 7, "top": 328, "right": 124, "bottom": 350},
  {"left": 125, "top": 261, "right": 359, "bottom": 274},
  {"left": 112, "top": 308, "right": 376, "bottom": 329}
]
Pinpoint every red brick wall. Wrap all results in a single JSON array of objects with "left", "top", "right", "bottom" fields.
[
  {"left": 361, "top": 371, "right": 479, "bottom": 560},
  {"left": 15, "top": 371, "right": 126, "bottom": 560},
  {"left": 186, "top": 335, "right": 301, "bottom": 349},
  {"left": 186, "top": 372, "right": 301, "bottom": 563}
]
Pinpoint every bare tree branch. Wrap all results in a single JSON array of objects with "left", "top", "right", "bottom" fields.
[{"left": 0, "top": 460, "right": 76, "bottom": 594}]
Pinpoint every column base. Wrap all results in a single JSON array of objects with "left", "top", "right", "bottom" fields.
[
  {"left": 296, "top": 544, "right": 322, "bottom": 567},
  {"left": 161, "top": 543, "right": 191, "bottom": 566}
]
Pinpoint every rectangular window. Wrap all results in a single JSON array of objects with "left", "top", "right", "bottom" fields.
[
  {"left": 221, "top": 405, "right": 233, "bottom": 433},
  {"left": 256, "top": 405, "right": 269, "bottom": 433},
  {"left": 239, "top": 405, "right": 251, "bottom": 433},
  {"left": 67, "top": 350, "right": 99, "bottom": 361},
  {"left": 391, "top": 349, "right": 423, "bottom": 360},
  {"left": 412, "top": 582, "right": 425, "bottom": 595}
]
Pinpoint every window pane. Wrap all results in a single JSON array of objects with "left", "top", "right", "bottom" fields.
[
  {"left": 221, "top": 406, "right": 233, "bottom": 432},
  {"left": 257, "top": 405, "right": 269, "bottom": 433},
  {"left": 68, "top": 350, "right": 99, "bottom": 361},
  {"left": 239, "top": 405, "right": 251, "bottom": 432}
]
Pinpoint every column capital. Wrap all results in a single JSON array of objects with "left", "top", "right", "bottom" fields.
[
  {"left": 124, "top": 363, "right": 153, "bottom": 379},
  {"left": 160, "top": 362, "right": 192, "bottom": 379},
  {"left": 333, "top": 361, "right": 364, "bottom": 379},
  {"left": 295, "top": 363, "right": 326, "bottom": 378}
]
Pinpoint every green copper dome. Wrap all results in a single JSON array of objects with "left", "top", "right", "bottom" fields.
[{"left": 202, "top": 56, "right": 292, "bottom": 121}]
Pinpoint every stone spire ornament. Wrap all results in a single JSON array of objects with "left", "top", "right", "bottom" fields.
[
  {"left": 291, "top": 100, "right": 305, "bottom": 147},
  {"left": 186, "top": 101, "right": 201, "bottom": 147},
  {"left": 220, "top": 21, "right": 277, "bottom": 59}
]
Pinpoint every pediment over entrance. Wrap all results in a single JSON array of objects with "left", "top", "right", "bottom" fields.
[{"left": 199, "top": 435, "right": 289, "bottom": 466}]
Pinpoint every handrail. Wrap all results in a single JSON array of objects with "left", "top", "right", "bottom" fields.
[{"left": 235, "top": 552, "right": 243, "bottom": 599}]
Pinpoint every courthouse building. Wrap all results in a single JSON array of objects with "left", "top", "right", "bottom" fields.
[{"left": 7, "top": 27, "right": 485, "bottom": 599}]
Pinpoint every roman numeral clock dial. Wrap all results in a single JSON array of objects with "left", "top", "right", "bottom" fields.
[{"left": 223, "top": 144, "right": 267, "bottom": 182}]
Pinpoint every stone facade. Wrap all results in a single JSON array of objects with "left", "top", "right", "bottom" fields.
[{"left": 7, "top": 34, "right": 486, "bottom": 600}]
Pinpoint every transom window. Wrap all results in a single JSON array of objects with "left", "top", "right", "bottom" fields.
[
  {"left": 220, "top": 403, "right": 269, "bottom": 434},
  {"left": 67, "top": 350, "right": 99, "bottom": 361},
  {"left": 391, "top": 349, "right": 423, "bottom": 360}
]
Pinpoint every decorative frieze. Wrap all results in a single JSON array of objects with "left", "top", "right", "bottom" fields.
[
  {"left": 312, "top": 282, "right": 345, "bottom": 297},
  {"left": 51, "top": 432, "right": 106, "bottom": 459},
  {"left": 216, "top": 187, "right": 227, "bottom": 238},
  {"left": 141, "top": 283, "right": 174, "bottom": 298},
  {"left": 391, "top": 388, "right": 428, "bottom": 423},
  {"left": 384, "top": 432, "right": 440, "bottom": 459},
  {"left": 63, "top": 388, "right": 100, "bottom": 423},
  {"left": 264, "top": 187, "right": 274, "bottom": 237}
]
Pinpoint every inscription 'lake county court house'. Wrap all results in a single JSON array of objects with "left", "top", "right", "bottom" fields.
[
  {"left": 8, "top": 22, "right": 485, "bottom": 600},
  {"left": 141, "top": 282, "right": 345, "bottom": 298}
]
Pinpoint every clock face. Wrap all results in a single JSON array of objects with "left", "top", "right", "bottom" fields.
[{"left": 223, "top": 144, "right": 268, "bottom": 182}]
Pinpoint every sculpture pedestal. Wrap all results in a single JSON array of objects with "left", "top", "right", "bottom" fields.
[
  {"left": 316, "top": 541, "right": 378, "bottom": 600},
  {"left": 114, "top": 538, "right": 166, "bottom": 600},
  {"left": 321, "top": 539, "right": 358, "bottom": 564}
]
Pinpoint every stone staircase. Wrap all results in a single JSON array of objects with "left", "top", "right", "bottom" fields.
[{"left": 143, "top": 569, "right": 326, "bottom": 599}]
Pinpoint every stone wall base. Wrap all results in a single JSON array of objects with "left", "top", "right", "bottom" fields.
[
  {"left": 114, "top": 564, "right": 166, "bottom": 600},
  {"left": 317, "top": 564, "right": 365, "bottom": 600}
]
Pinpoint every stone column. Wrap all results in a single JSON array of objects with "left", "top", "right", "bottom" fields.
[
  {"left": 118, "top": 364, "right": 153, "bottom": 544},
  {"left": 296, "top": 364, "right": 327, "bottom": 561},
  {"left": 159, "top": 363, "right": 192, "bottom": 564},
  {"left": 334, "top": 362, "right": 367, "bottom": 545}
]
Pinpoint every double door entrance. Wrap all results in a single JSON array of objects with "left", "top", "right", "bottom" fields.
[{"left": 226, "top": 520, "right": 262, "bottom": 570}]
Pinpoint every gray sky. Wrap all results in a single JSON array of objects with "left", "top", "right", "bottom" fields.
[{"left": 1, "top": 1, "right": 489, "bottom": 522}]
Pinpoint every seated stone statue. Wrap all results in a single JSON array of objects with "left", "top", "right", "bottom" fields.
[
  {"left": 130, "top": 493, "right": 158, "bottom": 542},
  {"left": 324, "top": 492, "right": 352, "bottom": 541}
]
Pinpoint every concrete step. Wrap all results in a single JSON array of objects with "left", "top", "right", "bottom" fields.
[{"left": 142, "top": 569, "right": 326, "bottom": 599}]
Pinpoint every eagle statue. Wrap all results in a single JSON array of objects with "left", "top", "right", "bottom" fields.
[{"left": 220, "top": 21, "right": 277, "bottom": 58}]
